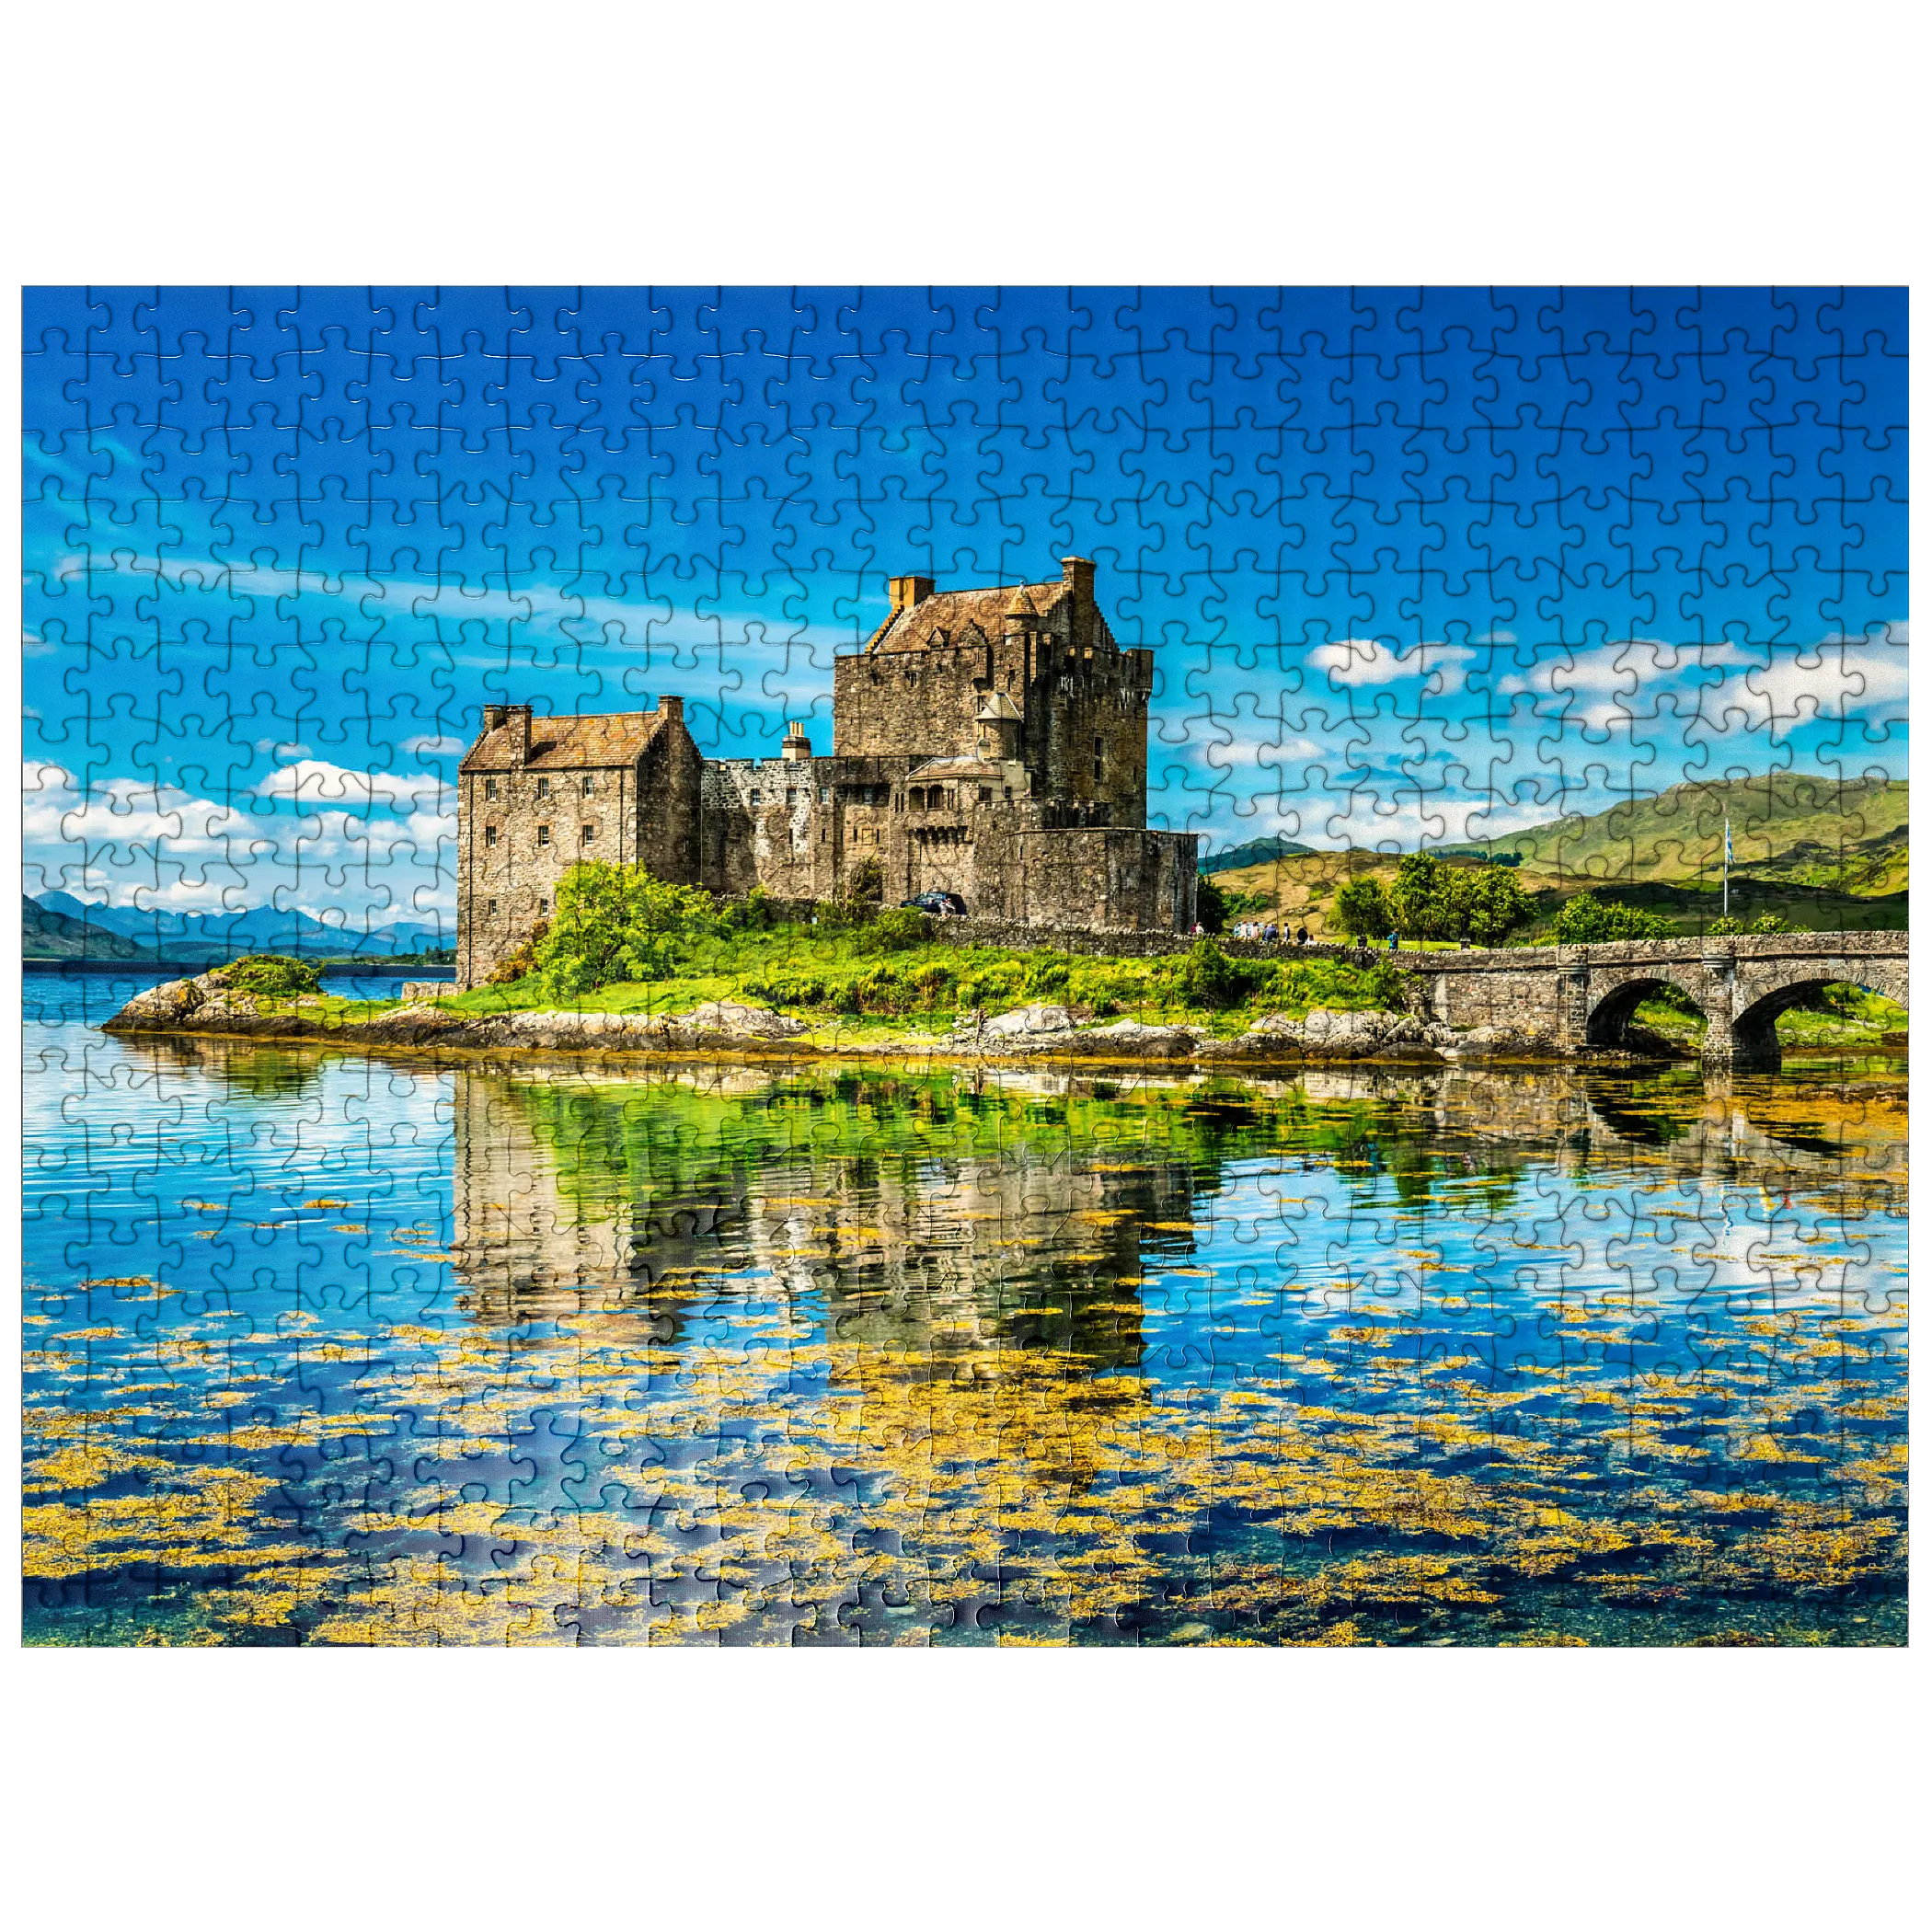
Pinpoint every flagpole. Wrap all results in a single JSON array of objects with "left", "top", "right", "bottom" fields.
[{"left": 1722, "top": 816, "right": 1731, "bottom": 920}]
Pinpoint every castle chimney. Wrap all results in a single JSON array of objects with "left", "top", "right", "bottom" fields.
[
  {"left": 780, "top": 719, "right": 813, "bottom": 762},
  {"left": 484, "top": 705, "right": 506, "bottom": 730},
  {"left": 1061, "top": 557, "right": 1097, "bottom": 601},
  {"left": 492, "top": 702, "right": 533, "bottom": 765},
  {"left": 656, "top": 695, "right": 684, "bottom": 726},
  {"left": 888, "top": 573, "right": 935, "bottom": 617}
]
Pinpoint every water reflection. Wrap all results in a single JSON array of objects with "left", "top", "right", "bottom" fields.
[{"left": 23, "top": 1032, "right": 1907, "bottom": 1647}]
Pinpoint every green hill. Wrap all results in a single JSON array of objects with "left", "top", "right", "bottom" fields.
[
  {"left": 1449, "top": 774, "right": 1907, "bottom": 894},
  {"left": 1201, "top": 834, "right": 1316, "bottom": 875}
]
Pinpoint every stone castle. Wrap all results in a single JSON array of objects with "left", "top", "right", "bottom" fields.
[{"left": 455, "top": 558, "right": 1199, "bottom": 986}]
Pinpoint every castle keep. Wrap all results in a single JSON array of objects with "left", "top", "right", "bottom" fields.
[{"left": 455, "top": 559, "right": 1198, "bottom": 985}]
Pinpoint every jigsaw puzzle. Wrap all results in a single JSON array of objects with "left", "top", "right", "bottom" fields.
[{"left": 22, "top": 286, "right": 1906, "bottom": 1645}]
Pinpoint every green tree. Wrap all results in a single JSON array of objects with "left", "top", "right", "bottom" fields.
[
  {"left": 1551, "top": 891, "right": 1673, "bottom": 944},
  {"left": 1456, "top": 865, "right": 1535, "bottom": 946},
  {"left": 1388, "top": 852, "right": 1455, "bottom": 940},
  {"left": 532, "top": 862, "right": 719, "bottom": 997},
  {"left": 1194, "top": 873, "right": 1231, "bottom": 933},
  {"left": 1331, "top": 874, "right": 1395, "bottom": 941}
]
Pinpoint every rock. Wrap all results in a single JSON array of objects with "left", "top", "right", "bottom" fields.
[
  {"left": 103, "top": 974, "right": 206, "bottom": 1028},
  {"left": 1440, "top": 1023, "right": 1555, "bottom": 1058},
  {"left": 397, "top": 980, "right": 447, "bottom": 1002},
  {"left": 501, "top": 1001, "right": 806, "bottom": 1051},
  {"left": 981, "top": 1003, "right": 1078, "bottom": 1038},
  {"left": 1246, "top": 1012, "right": 1305, "bottom": 1039},
  {"left": 1076, "top": 1018, "right": 1203, "bottom": 1057},
  {"left": 676, "top": 1000, "right": 807, "bottom": 1041}
]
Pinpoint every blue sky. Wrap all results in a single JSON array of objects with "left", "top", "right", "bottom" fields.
[{"left": 24, "top": 285, "right": 1906, "bottom": 928}]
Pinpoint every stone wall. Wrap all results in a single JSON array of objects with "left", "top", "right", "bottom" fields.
[{"left": 635, "top": 717, "right": 705, "bottom": 889}]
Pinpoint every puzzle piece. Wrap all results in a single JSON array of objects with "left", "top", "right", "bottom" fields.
[{"left": 23, "top": 287, "right": 1907, "bottom": 1646}]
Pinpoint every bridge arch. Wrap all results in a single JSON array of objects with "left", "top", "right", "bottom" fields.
[
  {"left": 1582, "top": 972, "right": 1710, "bottom": 1052},
  {"left": 1729, "top": 972, "right": 1906, "bottom": 1069}
]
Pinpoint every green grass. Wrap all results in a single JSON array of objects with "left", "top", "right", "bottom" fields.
[
  {"left": 411, "top": 925, "right": 1412, "bottom": 1039},
  {"left": 1633, "top": 986, "right": 1907, "bottom": 1052}
]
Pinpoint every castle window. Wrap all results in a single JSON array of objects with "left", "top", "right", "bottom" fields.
[
  {"left": 483, "top": 777, "right": 498, "bottom": 800},
  {"left": 535, "top": 776, "right": 550, "bottom": 799},
  {"left": 749, "top": 789, "right": 761, "bottom": 806},
  {"left": 581, "top": 775, "right": 595, "bottom": 796},
  {"left": 979, "top": 787, "right": 992, "bottom": 806},
  {"left": 487, "top": 899, "right": 498, "bottom": 914},
  {"left": 820, "top": 787, "right": 832, "bottom": 803},
  {"left": 484, "top": 825, "right": 499, "bottom": 847},
  {"left": 536, "top": 825, "right": 550, "bottom": 846},
  {"left": 539, "top": 898, "right": 548, "bottom": 914},
  {"left": 787, "top": 788, "right": 797, "bottom": 807},
  {"left": 581, "top": 823, "right": 595, "bottom": 845},
  {"left": 1004, "top": 786, "right": 1013, "bottom": 802}
]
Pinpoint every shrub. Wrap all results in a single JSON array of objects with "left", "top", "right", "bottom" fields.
[
  {"left": 720, "top": 886, "right": 775, "bottom": 931},
  {"left": 1023, "top": 955, "right": 1073, "bottom": 999},
  {"left": 1258, "top": 957, "right": 1409, "bottom": 1016},
  {"left": 739, "top": 968, "right": 830, "bottom": 1010},
  {"left": 1750, "top": 913, "right": 1788, "bottom": 935},
  {"left": 1707, "top": 915, "right": 1744, "bottom": 937},
  {"left": 1194, "top": 873, "right": 1231, "bottom": 933},
  {"left": 1165, "top": 937, "right": 1270, "bottom": 1010},
  {"left": 532, "top": 862, "right": 719, "bottom": 997},
  {"left": 857, "top": 907, "right": 934, "bottom": 954},
  {"left": 1550, "top": 891, "right": 1673, "bottom": 944},
  {"left": 851, "top": 964, "right": 926, "bottom": 1015},
  {"left": 956, "top": 961, "right": 1027, "bottom": 1011},
  {"left": 220, "top": 954, "right": 322, "bottom": 997},
  {"left": 489, "top": 919, "right": 548, "bottom": 986},
  {"left": 905, "top": 960, "right": 959, "bottom": 1007}
]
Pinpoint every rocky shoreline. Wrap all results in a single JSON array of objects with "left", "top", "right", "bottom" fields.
[{"left": 100, "top": 971, "right": 1582, "bottom": 1066}]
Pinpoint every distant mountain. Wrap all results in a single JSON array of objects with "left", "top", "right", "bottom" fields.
[
  {"left": 30, "top": 892, "right": 451, "bottom": 959},
  {"left": 1200, "top": 834, "right": 1316, "bottom": 875},
  {"left": 23, "top": 896, "right": 159, "bottom": 961},
  {"left": 1445, "top": 775, "right": 1908, "bottom": 893}
]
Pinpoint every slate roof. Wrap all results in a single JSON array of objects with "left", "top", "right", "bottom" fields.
[
  {"left": 866, "top": 579, "right": 1069, "bottom": 653},
  {"left": 907, "top": 754, "right": 1026, "bottom": 784},
  {"left": 459, "top": 709, "right": 673, "bottom": 772}
]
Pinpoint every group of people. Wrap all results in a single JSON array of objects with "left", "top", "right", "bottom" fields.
[{"left": 1223, "top": 919, "right": 1312, "bottom": 946}]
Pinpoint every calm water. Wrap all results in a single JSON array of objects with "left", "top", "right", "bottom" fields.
[{"left": 25, "top": 970, "right": 1907, "bottom": 1645}]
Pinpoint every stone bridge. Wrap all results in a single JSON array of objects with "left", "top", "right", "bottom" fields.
[{"left": 1398, "top": 930, "right": 1907, "bottom": 1068}]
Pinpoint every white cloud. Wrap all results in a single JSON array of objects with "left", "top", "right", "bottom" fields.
[
  {"left": 23, "top": 761, "right": 456, "bottom": 918},
  {"left": 1309, "top": 638, "right": 1477, "bottom": 691},
  {"left": 400, "top": 734, "right": 466, "bottom": 757},
  {"left": 252, "top": 760, "right": 451, "bottom": 813}
]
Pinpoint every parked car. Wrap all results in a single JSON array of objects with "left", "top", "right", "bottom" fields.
[{"left": 901, "top": 891, "right": 968, "bottom": 918}]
